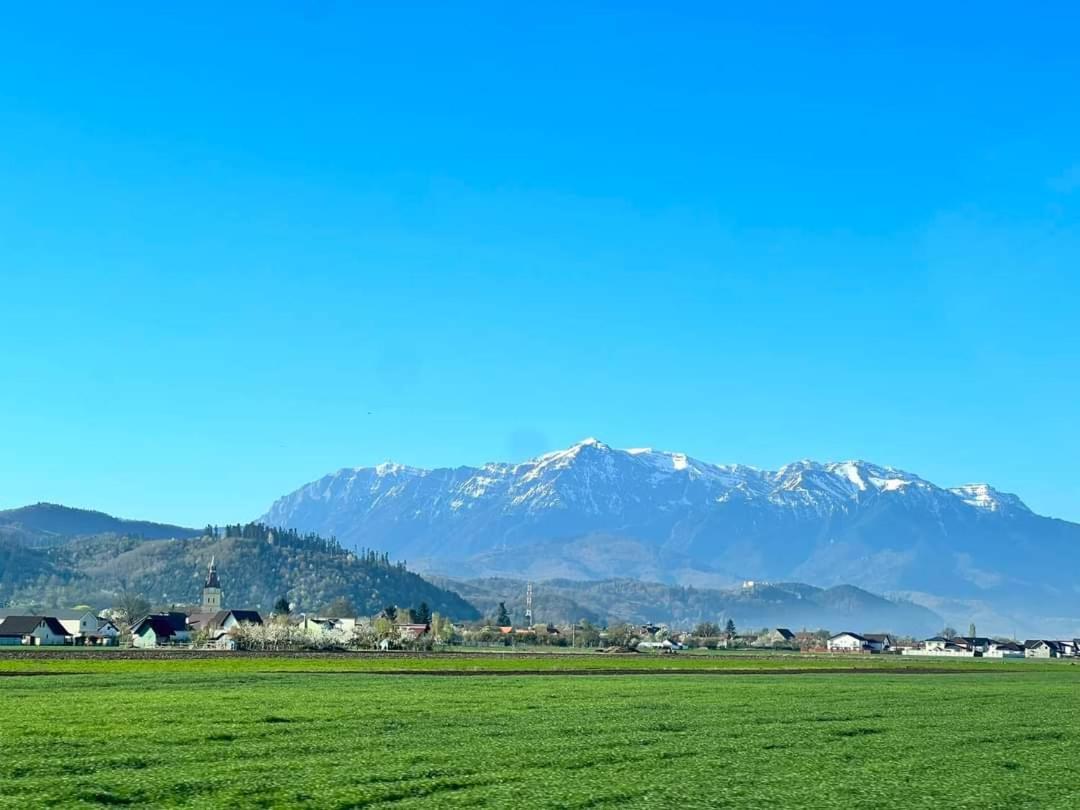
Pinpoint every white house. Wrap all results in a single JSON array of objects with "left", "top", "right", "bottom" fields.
[
  {"left": 754, "top": 628, "right": 796, "bottom": 647},
  {"left": 828, "top": 632, "right": 866, "bottom": 652},
  {"left": 827, "top": 632, "right": 890, "bottom": 653},
  {"left": 864, "top": 634, "right": 894, "bottom": 652},
  {"left": 54, "top": 609, "right": 100, "bottom": 639},
  {"left": 986, "top": 641, "right": 1025, "bottom": 659},
  {"left": 955, "top": 637, "right": 994, "bottom": 654},
  {"left": 0, "top": 616, "right": 72, "bottom": 646},
  {"left": 904, "top": 637, "right": 974, "bottom": 657},
  {"left": 1024, "top": 640, "right": 1064, "bottom": 658},
  {"left": 188, "top": 609, "right": 264, "bottom": 634},
  {"left": 90, "top": 619, "right": 121, "bottom": 646},
  {"left": 131, "top": 613, "right": 191, "bottom": 648},
  {"left": 293, "top": 615, "right": 358, "bottom": 645},
  {"left": 187, "top": 610, "right": 265, "bottom": 649}
]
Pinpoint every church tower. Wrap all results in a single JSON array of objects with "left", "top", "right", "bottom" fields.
[{"left": 202, "top": 556, "right": 223, "bottom": 611}]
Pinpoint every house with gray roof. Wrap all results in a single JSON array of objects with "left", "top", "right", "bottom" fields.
[
  {"left": 0, "top": 615, "right": 72, "bottom": 646},
  {"left": 131, "top": 613, "right": 191, "bottom": 648}
]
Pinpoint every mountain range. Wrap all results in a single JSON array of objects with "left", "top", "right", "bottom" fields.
[{"left": 261, "top": 438, "right": 1080, "bottom": 635}]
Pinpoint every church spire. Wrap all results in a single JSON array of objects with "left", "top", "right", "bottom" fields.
[
  {"left": 202, "top": 556, "right": 222, "bottom": 610},
  {"left": 205, "top": 555, "right": 220, "bottom": 589}
]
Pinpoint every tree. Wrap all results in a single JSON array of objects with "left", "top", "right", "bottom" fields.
[
  {"left": 273, "top": 596, "right": 291, "bottom": 615},
  {"left": 694, "top": 622, "right": 720, "bottom": 638},
  {"left": 382, "top": 605, "right": 398, "bottom": 621},
  {"left": 373, "top": 616, "right": 394, "bottom": 640},
  {"left": 114, "top": 582, "right": 151, "bottom": 628},
  {"left": 941, "top": 626, "right": 957, "bottom": 639},
  {"left": 724, "top": 619, "right": 737, "bottom": 637},
  {"left": 968, "top": 623, "right": 977, "bottom": 638},
  {"left": 606, "top": 623, "right": 635, "bottom": 647},
  {"left": 575, "top": 620, "right": 601, "bottom": 647},
  {"left": 430, "top": 612, "right": 452, "bottom": 643},
  {"left": 495, "top": 602, "right": 511, "bottom": 627},
  {"left": 323, "top": 597, "right": 357, "bottom": 618},
  {"left": 414, "top": 602, "right": 431, "bottom": 625}
]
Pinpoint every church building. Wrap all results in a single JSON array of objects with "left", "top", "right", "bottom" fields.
[{"left": 202, "top": 556, "right": 223, "bottom": 611}]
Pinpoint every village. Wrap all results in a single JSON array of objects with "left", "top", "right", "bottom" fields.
[{"left": 2, "top": 559, "right": 1078, "bottom": 660}]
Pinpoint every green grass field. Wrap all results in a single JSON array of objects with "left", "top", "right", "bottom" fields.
[{"left": 1, "top": 654, "right": 1078, "bottom": 808}]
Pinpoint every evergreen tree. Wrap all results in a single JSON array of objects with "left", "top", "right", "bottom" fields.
[
  {"left": 323, "top": 596, "right": 357, "bottom": 618},
  {"left": 496, "top": 601, "right": 511, "bottom": 627},
  {"left": 724, "top": 618, "right": 737, "bottom": 637},
  {"left": 273, "top": 596, "right": 291, "bottom": 615},
  {"left": 414, "top": 601, "right": 431, "bottom": 624}
]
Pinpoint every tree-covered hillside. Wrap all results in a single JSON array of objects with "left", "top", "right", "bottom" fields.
[
  {"left": 0, "top": 521, "right": 478, "bottom": 620},
  {"left": 441, "top": 577, "right": 942, "bottom": 635},
  {"left": 0, "top": 503, "right": 200, "bottom": 546}
]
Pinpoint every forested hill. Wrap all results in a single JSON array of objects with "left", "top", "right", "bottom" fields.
[
  {"left": 0, "top": 521, "right": 478, "bottom": 620},
  {"left": 0, "top": 502, "right": 200, "bottom": 546},
  {"left": 438, "top": 577, "right": 942, "bottom": 636}
]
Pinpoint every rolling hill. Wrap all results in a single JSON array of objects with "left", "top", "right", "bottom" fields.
[
  {"left": 435, "top": 577, "right": 943, "bottom": 636},
  {"left": 0, "top": 509, "right": 478, "bottom": 619}
]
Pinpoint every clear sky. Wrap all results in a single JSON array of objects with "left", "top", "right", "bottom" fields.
[{"left": 1, "top": 3, "right": 1078, "bottom": 526}]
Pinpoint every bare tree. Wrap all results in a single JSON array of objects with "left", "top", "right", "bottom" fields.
[{"left": 113, "top": 580, "right": 151, "bottom": 627}]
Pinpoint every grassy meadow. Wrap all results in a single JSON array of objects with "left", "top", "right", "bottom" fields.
[{"left": 1, "top": 654, "right": 1078, "bottom": 808}]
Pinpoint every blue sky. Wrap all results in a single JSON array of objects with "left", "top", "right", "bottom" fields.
[{"left": 2, "top": 3, "right": 1078, "bottom": 526}]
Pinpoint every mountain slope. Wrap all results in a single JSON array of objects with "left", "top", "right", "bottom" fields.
[
  {"left": 0, "top": 513, "right": 478, "bottom": 620},
  {"left": 438, "top": 577, "right": 942, "bottom": 636},
  {"left": 261, "top": 439, "right": 1080, "bottom": 633},
  {"left": 0, "top": 503, "right": 200, "bottom": 546}
]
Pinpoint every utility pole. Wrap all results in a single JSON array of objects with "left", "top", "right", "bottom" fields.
[{"left": 524, "top": 582, "right": 534, "bottom": 627}]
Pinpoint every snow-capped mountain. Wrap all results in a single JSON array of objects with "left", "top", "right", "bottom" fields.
[{"left": 260, "top": 438, "right": 1079, "bottom": 630}]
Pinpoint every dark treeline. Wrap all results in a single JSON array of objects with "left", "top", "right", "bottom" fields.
[{"left": 204, "top": 522, "right": 403, "bottom": 570}]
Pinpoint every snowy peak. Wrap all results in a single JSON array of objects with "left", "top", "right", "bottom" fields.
[
  {"left": 949, "top": 484, "right": 1031, "bottom": 514},
  {"left": 259, "top": 441, "right": 1074, "bottom": 628},
  {"left": 373, "top": 462, "right": 423, "bottom": 477},
  {"left": 262, "top": 440, "right": 1041, "bottom": 536},
  {"left": 822, "top": 461, "right": 931, "bottom": 493}
]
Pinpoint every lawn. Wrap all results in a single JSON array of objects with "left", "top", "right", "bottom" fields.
[{"left": 1, "top": 655, "right": 1078, "bottom": 808}]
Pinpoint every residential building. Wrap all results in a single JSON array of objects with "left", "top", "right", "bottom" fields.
[
  {"left": 955, "top": 636, "right": 994, "bottom": 654},
  {"left": 187, "top": 609, "right": 264, "bottom": 647},
  {"left": 754, "top": 628, "right": 796, "bottom": 647},
  {"left": 0, "top": 615, "right": 72, "bottom": 646},
  {"left": 87, "top": 619, "right": 121, "bottom": 646},
  {"left": 864, "top": 634, "right": 894, "bottom": 652},
  {"left": 188, "top": 609, "right": 264, "bottom": 634},
  {"left": 395, "top": 623, "right": 430, "bottom": 642},
  {"left": 986, "top": 640, "right": 1025, "bottom": 658},
  {"left": 131, "top": 613, "right": 191, "bottom": 648},
  {"left": 1025, "top": 640, "right": 1064, "bottom": 658},
  {"left": 904, "top": 637, "right": 974, "bottom": 657},
  {"left": 827, "top": 632, "right": 890, "bottom": 653},
  {"left": 54, "top": 613, "right": 100, "bottom": 643}
]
